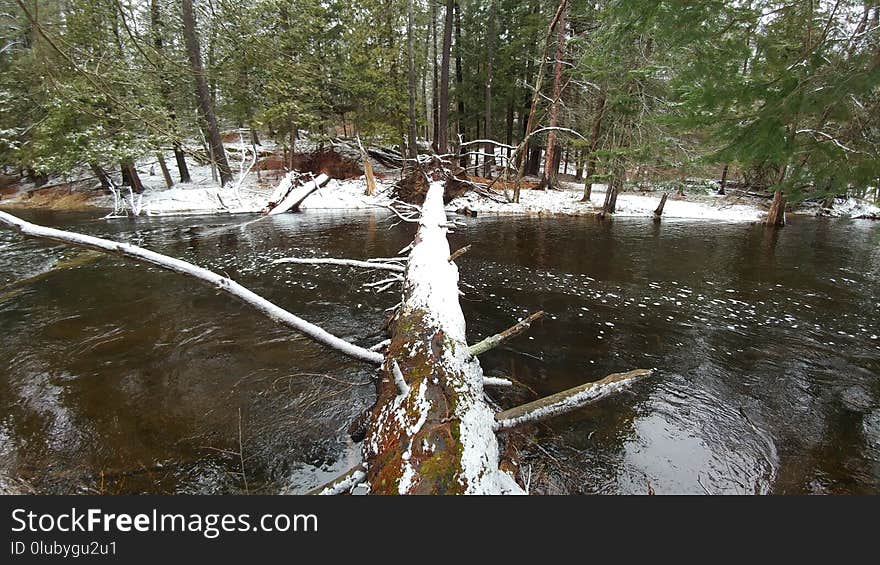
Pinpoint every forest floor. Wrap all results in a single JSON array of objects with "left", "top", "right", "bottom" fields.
[{"left": 1, "top": 141, "right": 878, "bottom": 221}]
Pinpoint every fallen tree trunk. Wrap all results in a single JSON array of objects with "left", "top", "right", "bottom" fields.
[
  {"left": 362, "top": 180, "right": 524, "bottom": 494},
  {"left": 0, "top": 173, "right": 655, "bottom": 496}
]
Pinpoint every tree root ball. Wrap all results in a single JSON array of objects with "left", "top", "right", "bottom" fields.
[{"left": 394, "top": 165, "right": 470, "bottom": 204}]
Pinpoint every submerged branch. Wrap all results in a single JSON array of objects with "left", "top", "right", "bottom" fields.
[
  {"left": 273, "top": 257, "right": 405, "bottom": 273},
  {"left": 0, "top": 210, "right": 384, "bottom": 366}
]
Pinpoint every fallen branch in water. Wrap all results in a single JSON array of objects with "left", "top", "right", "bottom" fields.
[
  {"left": 493, "top": 369, "right": 653, "bottom": 431},
  {"left": 0, "top": 210, "right": 383, "bottom": 365},
  {"left": 273, "top": 257, "right": 405, "bottom": 273},
  {"left": 469, "top": 311, "right": 545, "bottom": 357}
]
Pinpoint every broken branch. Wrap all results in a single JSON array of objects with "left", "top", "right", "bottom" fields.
[
  {"left": 469, "top": 311, "right": 545, "bottom": 357},
  {"left": 448, "top": 244, "right": 471, "bottom": 263},
  {"left": 493, "top": 369, "right": 653, "bottom": 431}
]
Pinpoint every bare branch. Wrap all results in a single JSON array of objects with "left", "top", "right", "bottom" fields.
[
  {"left": 469, "top": 311, "right": 545, "bottom": 357},
  {"left": 0, "top": 211, "right": 384, "bottom": 366},
  {"left": 273, "top": 257, "right": 405, "bottom": 273}
]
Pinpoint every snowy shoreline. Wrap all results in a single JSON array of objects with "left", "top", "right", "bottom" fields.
[{"left": 2, "top": 142, "right": 878, "bottom": 222}]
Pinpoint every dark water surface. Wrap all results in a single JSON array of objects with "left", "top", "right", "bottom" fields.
[{"left": 1, "top": 210, "right": 878, "bottom": 494}]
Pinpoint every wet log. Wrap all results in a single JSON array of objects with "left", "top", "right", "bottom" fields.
[{"left": 363, "top": 181, "right": 524, "bottom": 494}]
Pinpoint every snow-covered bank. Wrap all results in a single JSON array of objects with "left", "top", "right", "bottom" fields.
[
  {"left": 447, "top": 181, "right": 766, "bottom": 222},
  {"left": 3, "top": 140, "right": 876, "bottom": 223}
]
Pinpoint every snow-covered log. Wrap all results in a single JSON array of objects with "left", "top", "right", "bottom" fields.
[
  {"left": 493, "top": 368, "right": 653, "bottom": 431},
  {"left": 265, "top": 173, "right": 330, "bottom": 215},
  {"left": 362, "top": 181, "right": 524, "bottom": 494},
  {"left": 0, "top": 210, "right": 383, "bottom": 365}
]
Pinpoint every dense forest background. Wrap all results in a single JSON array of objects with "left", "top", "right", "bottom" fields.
[{"left": 0, "top": 0, "right": 878, "bottom": 203}]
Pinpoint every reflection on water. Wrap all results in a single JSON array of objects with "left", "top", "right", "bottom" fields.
[{"left": 0, "top": 210, "right": 878, "bottom": 494}]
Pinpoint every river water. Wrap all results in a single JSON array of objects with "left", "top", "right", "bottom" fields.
[{"left": 0, "top": 210, "right": 877, "bottom": 494}]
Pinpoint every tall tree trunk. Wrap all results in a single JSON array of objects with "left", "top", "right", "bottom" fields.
[
  {"left": 431, "top": 3, "right": 439, "bottom": 152},
  {"left": 513, "top": 0, "right": 567, "bottom": 202},
  {"left": 483, "top": 2, "right": 496, "bottom": 178},
  {"left": 505, "top": 97, "right": 514, "bottom": 162},
  {"left": 122, "top": 160, "right": 145, "bottom": 194},
  {"left": 719, "top": 164, "right": 729, "bottom": 195},
  {"left": 151, "top": 0, "right": 190, "bottom": 183},
  {"left": 406, "top": 0, "right": 418, "bottom": 160},
  {"left": 157, "top": 154, "right": 174, "bottom": 188},
  {"left": 173, "top": 145, "right": 191, "bottom": 183},
  {"left": 89, "top": 162, "right": 112, "bottom": 192},
  {"left": 454, "top": 2, "right": 466, "bottom": 167},
  {"left": 581, "top": 87, "right": 607, "bottom": 202},
  {"left": 539, "top": 0, "right": 568, "bottom": 190},
  {"left": 438, "top": 0, "right": 454, "bottom": 155},
  {"left": 181, "top": 0, "right": 232, "bottom": 186}
]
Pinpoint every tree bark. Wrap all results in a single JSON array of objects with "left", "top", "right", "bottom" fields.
[
  {"left": 362, "top": 181, "right": 523, "bottom": 495},
  {"left": 431, "top": 2, "right": 439, "bottom": 152},
  {"left": 181, "top": 0, "right": 232, "bottom": 186},
  {"left": 483, "top": 2, "right": 496, "bottom": 178},
  {"left": 539, "top": 0, "right": 568, "bottom": 190},
  {"left": 89, "top": 163, "right": 112, "bottom": 192},
  {"left": 455, "top": 2, "right": 467, "bottom": 167},
  {"left": 766, "top": 189, "right": 786, "bottom": 227},
  {"left": 719, "top": 164, "right": 729, "bottom": 195},
  {"left": 406, "top": 0, "right": 418, "bottom": 160},
  {"left": 157, "top": 154, "right": 174, "bottom": 188},
  {"left": 581, "top": 88, "right": 606, "bottom": 202},
  {"left": 438, "top": 0, "right": 454, "bottom": 155},
  {"left": 653, "top": 192, "right": 668, "bottom": 220}
]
